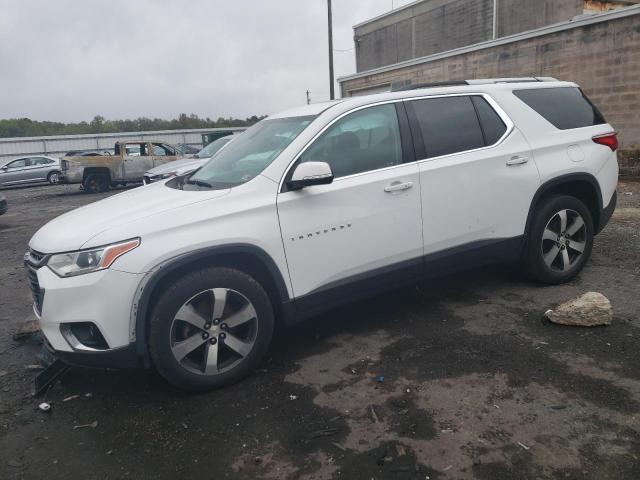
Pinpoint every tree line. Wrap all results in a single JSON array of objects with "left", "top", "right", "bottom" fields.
[{"left": 0, "top": 114, "right": 266, "bottom": 138}]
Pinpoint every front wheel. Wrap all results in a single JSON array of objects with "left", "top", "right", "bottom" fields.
[
  {"left": 148, "top": 267, "right": 275, "bottom": 392},
  {"left": 82, "top": 174, "right": 109, "bottom": 193},
  {"left": 524, "top": 195, "right": 594, "bottom": 284}
]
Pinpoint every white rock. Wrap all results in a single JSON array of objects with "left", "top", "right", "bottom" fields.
[{"left": 545, "top": 292, "right": 612, "bottom": 327}]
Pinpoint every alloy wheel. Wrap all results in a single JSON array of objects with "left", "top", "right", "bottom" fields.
[
  {"left": 540, "top": 208, "right": 587, "bottom": 272},
  {"left": 169, "top": 288, "right": 258, "bottom": 375}
]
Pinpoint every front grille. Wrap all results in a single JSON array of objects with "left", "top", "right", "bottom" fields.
[
  {"left": 27, "top": 266, "right": 45, "bottom": 315},
  {"left": 25, "top": 249, "right": 48, "bottom": 315},
  {"left": 29, "top": 249, "right": 46, "bottom": 263}
]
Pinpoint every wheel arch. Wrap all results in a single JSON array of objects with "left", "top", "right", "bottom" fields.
[
  {"left": 82, "top": 167, "right": 111, "bottom": 181},
  {"left": 133, "top": 244, "right": 291, "bottom": 365},
  {"left": 524, "top": 173, "right": 603, "bottom": 241}
]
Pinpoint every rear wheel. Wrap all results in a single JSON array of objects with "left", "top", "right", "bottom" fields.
[
  {"left": 47, "top": 171, "right": 61, "bottom": 184},
  {"left": 82, "top": 174, "right": 109, "bottom": 193},
  {"left": 148, "top": 267, "right": 274, "bottom": 392},
  {"left": 524, "top": 195, "right": 594, "bottom": 284}
]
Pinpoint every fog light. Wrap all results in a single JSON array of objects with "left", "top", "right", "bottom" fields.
[{"left": 60, "top": 322, "right": 109, "bottom": 351}]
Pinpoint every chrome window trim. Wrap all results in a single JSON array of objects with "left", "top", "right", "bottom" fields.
[
  {"left": 278, "top": 92, "right": 515, "bottom": 192},
  {"left": 405, "top": 92, "right": 514, "bottom": 164}
]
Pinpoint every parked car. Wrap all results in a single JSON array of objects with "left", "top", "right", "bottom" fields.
[
  {"left": 60, "top": 141, "right": 182, "bottom": 193},
  {"left": 143, "top": 135, "right": 234, "bottom": 184},
  {"left": 0, "top": 156, "right": 62, "bottom": 187},
  {"left": 0, "top": 193, "right": 7, "bottom": 215},
  {"left": 26, "top": 78, "right": 618, "bottom": 391}
]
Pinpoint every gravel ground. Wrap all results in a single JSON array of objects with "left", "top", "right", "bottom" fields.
[{"left": 0, "top": 180, "right": 639, "bottom": 480}]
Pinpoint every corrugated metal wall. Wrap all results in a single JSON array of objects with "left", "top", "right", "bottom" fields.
[{"left": 0, "top": 128, "right": 246, "bottom": 160}]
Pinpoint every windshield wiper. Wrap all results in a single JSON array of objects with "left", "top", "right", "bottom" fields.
[{"left": 185, "top": 179, "right": 212, "bottom": 188}]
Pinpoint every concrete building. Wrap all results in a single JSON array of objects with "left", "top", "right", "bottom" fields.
[{"left": 338, "top": 1, "right": 640, "bottom": 175}]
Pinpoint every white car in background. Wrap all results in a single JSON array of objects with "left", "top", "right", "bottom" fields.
[{"left": 142, "top": 135, "right": 234, "bottom": 184}]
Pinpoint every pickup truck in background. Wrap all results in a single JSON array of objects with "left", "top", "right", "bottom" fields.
[{"left": 60, "top": 141, "right": 183, "bottom": 193}]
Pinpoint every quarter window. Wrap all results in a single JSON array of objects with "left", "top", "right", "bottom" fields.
[
  {"left": 407, "top": 96, "right": 485, "bottom": 159},
  {"left": 472, "top": 97, "right": 507, "bottom": 145},
  {"left": 513, "top": 87, "right": 606, "bottom": 130},
  {"left": 299, "top": 104, "right": 403, "bottom": 178}
]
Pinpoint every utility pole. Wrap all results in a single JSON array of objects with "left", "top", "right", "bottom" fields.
[
  {"left": 306, "top": 90, "right": 311, "bottom": 105},
  {"left": 327, "top": 0, "right": 335, "bottom": 100}
]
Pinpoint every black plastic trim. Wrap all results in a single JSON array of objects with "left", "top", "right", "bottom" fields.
[
  {"left": 53, "top": 343, "right": 141, "bottom": 369},
  {"left": 134, "top": 244, "right": 290, "bottom": 362},
  {"left": 597, "top": 190, "right": 616, "bottom": 234},
  {"left": 288, "top": 236, "right": 523, "bottom": 322},
  {"left": 524, "top": 173, "right": 604, "bottom": 240}
]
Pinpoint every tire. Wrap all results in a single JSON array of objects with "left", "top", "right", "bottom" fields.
[
  {"left": 82, "top": 174, "right": 109, "bottom": 193},
  {"left": 524, "top": 195, "right": 594, "bottom": 284},
  {"left": 47, "top": 171, "right": 61, "bottom": 185},
  {"left": 148, "top": 267, "right": 275, "bottom": 392}
]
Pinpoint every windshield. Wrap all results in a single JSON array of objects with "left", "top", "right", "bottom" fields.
[
  {"left": 186, "top": 115, "right": 315, "bottom": 189},
  {"left": 194, "top": 136, "right": 233, "bottom": 159}
]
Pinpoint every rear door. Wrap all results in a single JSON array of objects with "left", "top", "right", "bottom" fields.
[
  {"left": 405, "top": 94, "right": 539, "bottom": 262},
  {"left": 277, "top": 102, "right": 424, "bottom": 307},
  {"left": 29, "top": 157, "right": 53, "bottom": 182},
  {"left": 122, "top": 142, "right": 154, "bottom": 180}
]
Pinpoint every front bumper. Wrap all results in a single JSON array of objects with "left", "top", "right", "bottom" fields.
[{"left": 25, "top": 255, "right": 145, "bottom": 368}]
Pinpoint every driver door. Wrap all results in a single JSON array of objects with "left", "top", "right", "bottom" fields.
[
  {"left": 277, "top": 103, "right": 423, "bottom": 310},
  {"left": 122, "top": 142, "right": 154, "bottom": 180},
  {"left": 1, "top": 158, "right": 30, "bottom": 185}
]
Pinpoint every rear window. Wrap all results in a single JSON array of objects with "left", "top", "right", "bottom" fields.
[{"left": 513, "top": 87, "right": 606, "bottom": 130}]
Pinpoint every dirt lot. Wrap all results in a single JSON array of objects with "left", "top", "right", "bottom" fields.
[{"left": 0, "top": 181, "right": 639, "bottom": 480}]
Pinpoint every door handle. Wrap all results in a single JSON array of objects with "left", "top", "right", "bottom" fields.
[
  {"left": 384, "top": 181, "right": 413, "bottom": 193},
  {"left": 506, "top": 156, "right": 529, "bottom": 166}
]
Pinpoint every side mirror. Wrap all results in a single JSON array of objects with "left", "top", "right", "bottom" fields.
[
  {"left": 0, "top": 166, "right": 7, "bottom": 171},
  {"left": 287, "top": 162, "right": 334, "bottom": 191}
]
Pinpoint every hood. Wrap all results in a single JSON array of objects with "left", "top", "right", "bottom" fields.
[
  {"left": 29, "top": 182, "right": 230, "bottom": 253},
  {"left": 147, "top": 158, "right": 208, "bottom": 176}
]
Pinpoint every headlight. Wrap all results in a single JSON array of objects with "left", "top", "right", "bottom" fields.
[{"left": 47, "top": 238, "right": 140, "bottom": 277}]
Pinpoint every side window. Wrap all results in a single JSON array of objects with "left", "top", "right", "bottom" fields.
[
  {"left": 471, "top": 97, "right": 507, "bottom": 145},
  {"left": 125, "top": 143, "right": 148, "bottom": 156},
  {"left": 513, "top": 87, "right": 606, "bottom": 130},
  {"left": 32, "top": 157, "right": 52, "bottom": 166},
  {"left": 408, "top": 96, "right": 485, "bottom": 159},
  {"left": 8, "top": 159, "right": 28, "bottom": 169},
  {"left": 299, "top": 104, "right": 403, "bottom": 178},
  {"left": 152, "top": 144, "right": 172, "bottom": 156}
]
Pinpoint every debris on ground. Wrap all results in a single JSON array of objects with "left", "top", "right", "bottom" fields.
[
  {"left": 308, "top": 427, "right": 339, "bottom": 439},
  {"left": 370, "top": 405, "right": 380, "bottom": 423},
  {"left": 73, "top": 420, "right": 98, "bottom": 430},
  {"left": 0, "top": 370, "right": 8, "bottom": 377},
  {"left": 288, "top": 395, "right": 298, "bottom": 401},
  {"left": 517, "top": 441, "right": 531, "bottom": 451},
  {"left": 25, "top": 364, "right": 44, "bottom": 370},
  {"left": 544, "top": 292, "right": 613, "bottom": 327},
  {"left": 38, "top": 402, "right": 51, "bottom": 412},
  {"left": 84, "top": 393, "right": 93, "bottom": 398},
  {"left": 62, "top": 395, "right": 79, "bottom": 402},
  {"left": 7, "top": 459, "right": 22, "bottom": 468},
  {"left": 377, "top": 375, "right": 385, "bottom": 383},
  {"left": 13, "top": 319, "right": 41, "bottom": 341}
]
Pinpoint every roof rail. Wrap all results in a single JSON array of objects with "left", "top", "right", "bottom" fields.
[
  {"left": 466, "top": 77, "right": 558, "bottom": 84},
  {"left": 392, "top": 77, "right": 558, "bottom": 92},
  {"left": 392, "top": 80, "right": 469, "bottom": 92}
]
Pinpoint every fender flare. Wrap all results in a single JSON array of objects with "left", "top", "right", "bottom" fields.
[
  {"left": 523, "top": 172, "right": 603, "bottom": 239},
  {"left": 133, "top": 243, "right": 291, "bottom": 363}
]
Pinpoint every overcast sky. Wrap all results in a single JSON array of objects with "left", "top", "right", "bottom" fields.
[{"left": 0, "top": 0, "right": 414, "bottom": 122}]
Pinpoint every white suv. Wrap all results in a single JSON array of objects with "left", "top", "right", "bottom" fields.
[{"left": 26, "top": 78, "right": 618, "bottom": 391}]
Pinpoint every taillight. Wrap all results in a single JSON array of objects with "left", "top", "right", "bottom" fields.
[{"left": 592, "top": 132, "right": 618, "bottom": 152}]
